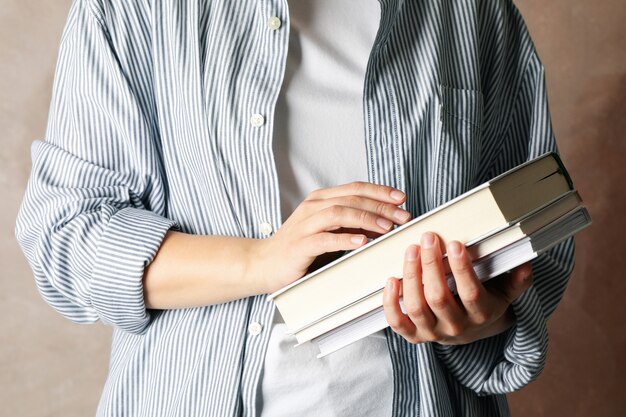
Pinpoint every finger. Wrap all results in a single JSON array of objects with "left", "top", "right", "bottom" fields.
[
  {"left": 383, "top": 277, "right": 419, "bottom": 342},
  {"left": 420, "top": 232, "right": 465, "bottom": 337},
  {"left": 447, "top": 240, "right": 490, "bottom": 324},
  {"left": 302, "top": 232, "right": 368, "bottom": 256},
  {"left": 300, "top": 195, "right": 412, "bottom": 226},
  {"left": 401, "top": 245, "right": 437, "bottom": 337},
  {"left": 301, "top": 205, "right": 396, "bottom": 236},
  {"left": 305, "top": 181, "right": 406, "bottom": 205}
]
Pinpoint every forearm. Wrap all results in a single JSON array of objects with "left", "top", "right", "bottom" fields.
[{"left": 143, "top": 230, "right": 266, "bottom": 309}]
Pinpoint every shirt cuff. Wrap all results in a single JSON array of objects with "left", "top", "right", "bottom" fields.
[
  {"left": 433, "top": 285, "right": 548, "bottom": 395},
  {"left": 89, "top": 207, "right": 179, "bottom": 334}
]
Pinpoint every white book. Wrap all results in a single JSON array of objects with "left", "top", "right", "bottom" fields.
[
  {"left": 311, "top": 206, "right": 591, "bottom": 358},
  {"left": 291, "top": 191, "right": 581, "bottom": 345},
  {"left": 268, "top": 153, "right": 573, "bottom": 335}
]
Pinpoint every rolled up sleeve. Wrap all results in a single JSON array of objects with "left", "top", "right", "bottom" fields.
[{"left": 15, "top": 0, "right": 178, "bottom": 334}]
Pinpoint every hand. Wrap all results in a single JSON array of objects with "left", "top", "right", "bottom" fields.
[
  {"left": 252, "top": 181, "right": 412, "bottom": 293},
  {"left": 383, "top": 232, "right": 533, "bottom": 345}
]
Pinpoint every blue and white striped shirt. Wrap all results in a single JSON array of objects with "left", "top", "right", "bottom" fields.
[{"left": 15, "top": 1, "right": 575, "bottom": 416}]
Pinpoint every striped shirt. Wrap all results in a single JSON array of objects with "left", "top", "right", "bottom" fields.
[{"left": 15, "top": 1, "right": 575, "bottom": 416}]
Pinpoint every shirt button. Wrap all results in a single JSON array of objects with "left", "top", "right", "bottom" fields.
[
  {"left": 248, "top": 322, "right": 263, "bottom": 336},
  {"left": 267, "top": 16, "right": 282, "bottom": 31},
  {"left": 250, "top": 113, "right": 265, "bottom": 127},
  {"left": 259, "top": 222, "right": 273, "bottom": 237}
]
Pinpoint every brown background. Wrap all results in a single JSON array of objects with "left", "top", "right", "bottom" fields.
[{"left": 1, "top": 1, "right": 624, "bottom": 416}]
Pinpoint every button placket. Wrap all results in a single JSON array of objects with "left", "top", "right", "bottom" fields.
[{"left": 247, "top": 4, "right": 286, "bottom": 270}]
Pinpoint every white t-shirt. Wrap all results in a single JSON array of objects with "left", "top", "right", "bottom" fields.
[
  {"left": 261, "top": 1, "right": 393, "bottom": 416},
  {"left": 273, "top": 2, "right": 373, "bottom": 212}
]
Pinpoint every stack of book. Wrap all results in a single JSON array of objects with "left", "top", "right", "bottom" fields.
[{"left": 267, "top": 152, "right": 591, "bottom": 358}]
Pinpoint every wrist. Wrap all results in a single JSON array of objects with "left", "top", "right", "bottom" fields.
[{"left": 244, "top": 237, "right": 272, "bottom": 295}]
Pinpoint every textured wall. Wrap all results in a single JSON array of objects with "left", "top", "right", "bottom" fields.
[
  {"left": 509, "top": 1, "right": 625, "bottom": 415},
  {"left": 0, "top": 2, "right": 111, "bottom": 416},
  {"left": 1, "top": 1, "right": 623, "bottom": 416}
]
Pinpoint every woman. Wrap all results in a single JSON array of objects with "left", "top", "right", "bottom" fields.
[{"left": 16, "top": 0, "right": 574, "bottom": 416}]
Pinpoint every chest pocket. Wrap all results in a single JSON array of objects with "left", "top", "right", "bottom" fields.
[{"left": 428, "top": 84, "right": 484, "bottom": 208}]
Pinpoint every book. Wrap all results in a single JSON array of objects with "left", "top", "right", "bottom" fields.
[
  {"left": 268, "top": 152, "right": 573, "bottom": 335},
  {"left": 288, "top": 191, "right": 583, "bottom": 345},
  {"left": 311, "top": 205, "right": 591, "bottom": 358}
]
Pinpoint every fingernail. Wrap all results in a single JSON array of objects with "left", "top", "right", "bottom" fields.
[
  {"left": 405, "top": 245, "right": 418, "bottom": 261},
  {"left": 421, "top": 232, "right": 435, "bottom": 248},
  {"left": 394, "top": 209, "right": 411, "bottom": 222},
  {"left": 390, "top": 190, "right": 405, "bottom": 202},
  {"left": 377, "top": 217, "right": 393, "bottom": 230},
  {"left": 448, "top": 241, "right": 463, "bottom": 257},
  {"left": 351, "top": 235, "right": 365, "bottom": 245}
]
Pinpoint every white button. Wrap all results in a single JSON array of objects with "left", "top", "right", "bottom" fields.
[
  {"left": 259, "top": 222, "right": 273, "bottom": 236},
  {"left": 248, "top": 322, "right": 263, "bottom": 336},
  {"left": 267, "top": 16, "right": 282, "bottom": 31},
  {"left": 250, "top": 113, "right": 265, "bottom": 127}
]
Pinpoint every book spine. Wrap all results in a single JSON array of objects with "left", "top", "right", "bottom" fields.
[{"left": 551, "top": 151, "right": 575, "bottom": 189}]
